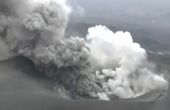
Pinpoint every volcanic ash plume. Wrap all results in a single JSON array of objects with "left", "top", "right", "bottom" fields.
[
  {"left": 0, "top": 0, "right": 169, "bottom": 100},
  {"left": 0, "top": 0, "right": 101, "bottom": 98}
]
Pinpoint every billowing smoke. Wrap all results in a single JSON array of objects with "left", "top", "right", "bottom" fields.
[
  {"left": 0, "top": 0, "right": 169, "bottom": 101},
  {"left": 0, "top": 0, "right": 101, "bottom": 99},
  {"left": 87, "top": 25, "right": 168, "bottom": 99}
]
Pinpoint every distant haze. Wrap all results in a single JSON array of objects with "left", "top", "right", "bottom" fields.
[{"left": 68, "top": 0, "right": 170, "bottom": 44}]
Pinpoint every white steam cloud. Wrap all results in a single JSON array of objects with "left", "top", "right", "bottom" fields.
[
  {"left": 86, "top": 25, "right": 168, "bottom": 99},
  {"left": 0, "top": 0, "right": 169, "bottom": 101}
]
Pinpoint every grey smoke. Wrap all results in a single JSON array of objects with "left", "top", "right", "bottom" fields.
[
  {"left": 0, "top": 0, "right": 103, "bottom": 98},
  {"left": 0, "top": 0, "right": 168, "bottom": 100}
]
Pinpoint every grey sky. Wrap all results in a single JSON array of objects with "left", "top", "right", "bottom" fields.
[{"left": 68, "top": 0, "right": 170, "bottom": 44}]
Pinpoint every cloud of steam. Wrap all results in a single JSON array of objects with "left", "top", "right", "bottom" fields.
[
  {"left": 0, "top": 0, "right": 169, "bottom": 101},
  {"left": 86, "top": 25, "right": 168, "bottom": 99}
]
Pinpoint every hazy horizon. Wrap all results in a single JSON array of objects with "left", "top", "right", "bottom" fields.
[{"left": 68, "top": 0, "right": 170, "bottom": 44}]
